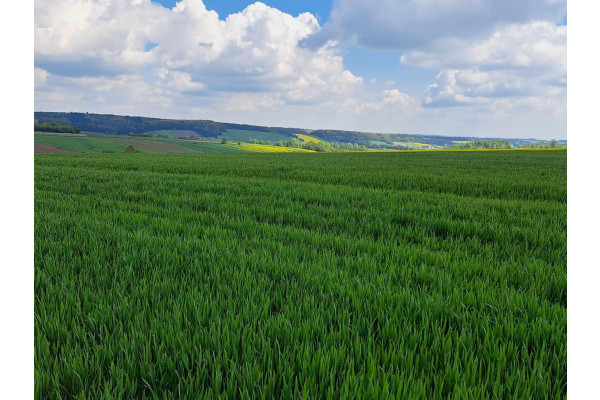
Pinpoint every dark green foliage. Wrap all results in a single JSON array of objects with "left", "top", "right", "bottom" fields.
[
  {"left": 34, "top": 121, "right": 81, "bottom": 134},
  {"left": 223, "top": 129, "right": 296, "bottom": 143},
  {"left": 127, "top": 132, "right": 153, "bottom": 137},
  {"left": 520, "top": 140, "right": 567, "bottom": 149},
  {"left": 35, "top": 151, "right": 566, "bottom": 399},
  {"left": 298, "top": 141, "right": 363, "bottom": 152},
  {"left": 223, "top": 123, "right": 305, "bottom": 136},
  {"left": 249, "top": 137, "right": 367, "bottom": 152},
  {"left": 34, "top": 111, "right": 563, "bottom": 148},
  {"left": 124, "top": 145, "right": 135, "bottom": 153},
  {"left": 310, "top": 130, "right": 549, "bottom": 148},
  {"left": 34, "top": 112, "right": 227, "bottom": 137},
  {"left": 452, "top": 140, "right": 512, "bottom": 149},
  {"left": 310, "top": 129, "right": 465, "bottom": 147},
  {"left": 310, "top": 129, "right": 395, "bottom": 144}
]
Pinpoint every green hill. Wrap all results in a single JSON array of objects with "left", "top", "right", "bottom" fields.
[
  {"left": 34, "top": 112, "right": 227, "bottom": 137},
  {"left": 34, "top": 134, "right": 128, "bottom": 153},
  {"left": 222, "top": 129, "right": 293, "bottom": 143},
  {"left": 34, "top": 112, "right": 562, "bottom": 149}
]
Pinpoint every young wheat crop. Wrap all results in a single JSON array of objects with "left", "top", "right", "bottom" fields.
[{"left": 35, "top": 151, "right": 566, "bottom": 399}]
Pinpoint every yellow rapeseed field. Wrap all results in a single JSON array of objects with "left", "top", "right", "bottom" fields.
[
  {"left": 296, "top": 134, "right": 323, "bottom": 144},
  {"left": 234, "top": 143, "right": 316, "bottom": 153}
]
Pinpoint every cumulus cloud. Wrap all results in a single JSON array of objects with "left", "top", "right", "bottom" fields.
[
  {"left": 417, "top": 22, "right": 566, "bottom": 115},
  {"left": 61, "top": 74, "right": 172, "bottom": 105},
  {"left": 35, "top": 0, "right": 162, "bottom": 71},
  {"left": 359, "top": 89, "right": 418, "bottom": 113},
  {"left": 34, "top": 0, "right": 567, "bottom": 139},
  {"left": 35, "top": 0, "right": 362, "bottom": 109},
  {"left": 154, "top": 69, "right": 206, "bottom": 92},
  {"left": 401, "top": 22, "right": 566, "bottom": 73},
  {"left": 223, "top": 92, "right": 285, "bottom": 112},
  {"left": 424, "top": 69, "right": 519, "bottom": 107},
  {"left": 422, "top": 67, "right": 566, "bottom": 126},
  {"left": 34, "top": 68, "right": 48, "bottom": 88},
  {"left": 303, "top": 0, "right": 566, "bottom": 49},
  {"left": 300, "top": 0, "right": 566, "bottom": 124}
]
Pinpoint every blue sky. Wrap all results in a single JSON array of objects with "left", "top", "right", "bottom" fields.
[
  {"left": 155, "top": 0, "right": 440, "bottom": 98},
  {"left": 156, "top": 0, "right": 332, "bottom": 22},
  {"left": 34, "top": 0, "right": 567, "bottom": 139}
]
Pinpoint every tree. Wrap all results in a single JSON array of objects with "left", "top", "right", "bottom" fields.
[
  {"left": 221, "top": 137, "right": 228, "bottom": 144},
  {"left": 34, "top": 121, "right": 81, "bottom": 134},
  {"left": 452, "top": 140, "right": 511, "bottom": 150},
  {"left": 124, "top": 145, "right": 134, "bottom": 153}
]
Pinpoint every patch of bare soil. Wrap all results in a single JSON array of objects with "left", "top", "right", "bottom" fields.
[{"left": 35, "top": 143, "right": 76, "bottom": 153}]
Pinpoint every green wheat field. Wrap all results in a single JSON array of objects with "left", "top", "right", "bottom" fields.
[{"left": 35, "top": 150, "right": 566, "bottom": 399}]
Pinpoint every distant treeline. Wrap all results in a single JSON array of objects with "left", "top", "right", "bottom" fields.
[
  {"left": 451, "top": 140, "right": 566, "bottom": 150},
  {"left": 223, "top": 123, "right": 305, "bottom": 136},
  {"left": 310, "top": 129, "right": 514, "bottom": 147},
  {"left": 34, "top": 112, "right": 561, "bottom": 148},
  {"left": 35, "top": 112, "right": 226, "bottom": 137},
  {"left": 310, "top": 130, "right": 392, "bottom": 144},
  {"left": 519, "top": 140, "right": 566, "bottom": 149},
  {"left": 248, "top": 137, "right": 367, "bottom": 152},
  {"left": 451, "top": 140, "right": 512, "bottom": 149},
  {"left": 34, "top": 112, "right": 310, "bottom": 138},
  {"left": 35, "top": 121, "right": 81, "bottom": 134}
]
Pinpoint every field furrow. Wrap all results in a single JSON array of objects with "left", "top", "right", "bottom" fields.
[{"left": 35, "top": 151, "right": 566, "bottom": 399}]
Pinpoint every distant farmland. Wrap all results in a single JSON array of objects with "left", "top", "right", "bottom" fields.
[
  {"left": 35, "top": 150, "right": 566, "bottom": 399},
  {"left": 35, "top": 134, "right": 250, "bottom": 154},
  {"left": 34, "top": 143, "right": 76, "bottom": 154},
  {"left": 100, "top": 137, "right": 197, "bottom": 153},
  {"left": 34, "top": 134, "right": 128, "bottom": 153},
  {"left": 296, "top": 133, "right": 323, "bottom": 143},
  {"left": 222, "top": 128, "right": 293, "bottom": 143},
  {"left": 161, "top": 140, "right": 248, "bottom": 153},
  {"left": 237, "top": 143, "right": 316, "bottom": 152},
  {"left": 35, "top": 112, "right": 562, "bottom": 148}
]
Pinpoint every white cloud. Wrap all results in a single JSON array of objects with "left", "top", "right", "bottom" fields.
[
  {"left": 35, "top": 73, "right": 175, "bottom": 114},
  {"left": 34, "top": 68, "right": 48, "bottom": 88},
  {"left": 223, "top": 92, "right": 285, "bottom": 112},
  {"left": 155, "top": 70, "right": 206, "bottom": 92},
  {"left": 35, "top": 0, "right": 162, "bottom": 68},
  {"left": 304, "top": 0, "right": 566, "bottom": 49},
  {"left": 35, "top": 0, "right": 362, "bottom": 106},
  {"left": 34, "top": 0, "right": 365, "bottom": 126},
  {"left": 422, "top": 67, "right": 566, "bottom": 123},
  {"left": 401, "top": 22, "right": 566, "bottom": 73},
  {"left": 415, "top": 21, "right": 566, "bottom": 117},
  {"left": 359, "top": 89, "right": 418, "bottom": 113},
  {"left": 424, "top": 69, "right": 517, "bottom": 107},
  {"left": 34, "top": 0, "right": 567, "bottom": 139}
]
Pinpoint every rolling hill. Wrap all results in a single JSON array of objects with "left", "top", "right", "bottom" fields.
[{"left": 34, "top": 111, "right": 563, "bottom": 149}]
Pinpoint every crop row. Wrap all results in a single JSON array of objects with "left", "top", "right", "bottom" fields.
[{"left": 35, "top": 151, "right": 566, "bottom": 399}]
